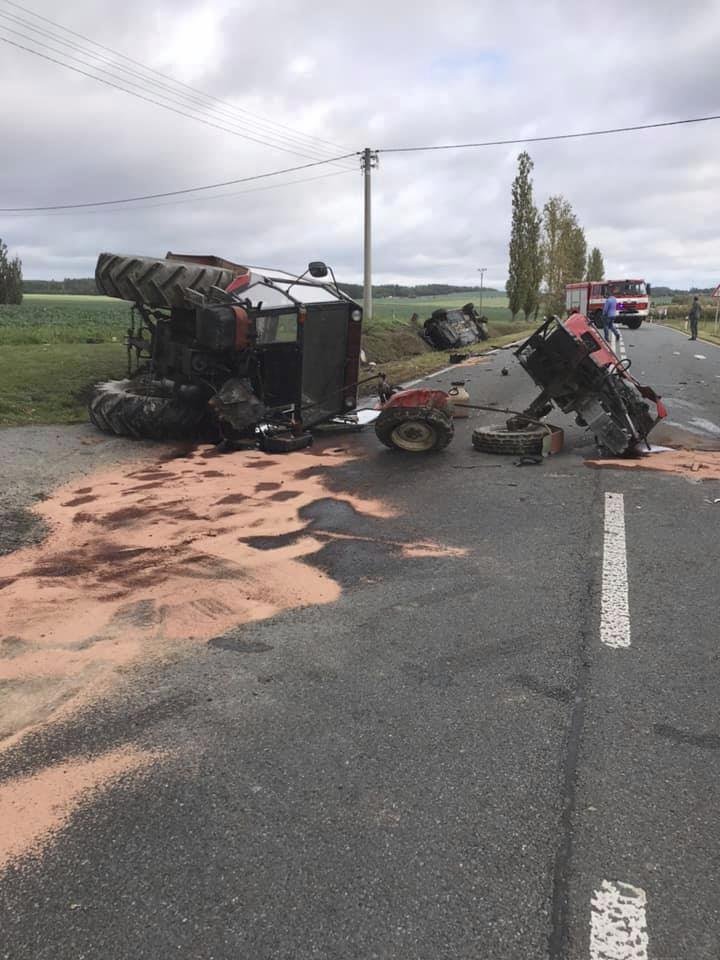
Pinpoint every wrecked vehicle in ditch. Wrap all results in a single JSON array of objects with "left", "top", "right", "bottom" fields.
[
  {"left": 89, "top": 252, "right": 362, "bottom": 451},
  {"left": 421, "top": 303, "right": 489, "bottom": 350}
]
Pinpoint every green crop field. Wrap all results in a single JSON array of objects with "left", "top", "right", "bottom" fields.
[
  {"left": 370, "top": 293, "right": 510, "bottom": 327},
  {"left": 0, "top": 294, "right": 129, "bottom": 346},
  {"left": 0, "top": 292, "right": 527, "bottom": 426}
]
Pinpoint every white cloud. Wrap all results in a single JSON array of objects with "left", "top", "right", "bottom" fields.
[{"left": 1, "top": 0, "right": 719, "bottom": 288}]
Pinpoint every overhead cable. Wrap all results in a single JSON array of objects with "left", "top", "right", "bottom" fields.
[
  {"left": 0, "top": 0, "right": 349, "bottom": 156},
  {"left": 0, "top": 34, "right": 355, "bottom": 166},
  {"left": 8, "top": 169, "right": 354, "bottom": 218},
  {"left": 378, "top": 115, "right": 720, "bottom": 153},
  {"left": 0, "top": 153, "right": 359, "bottom": 211},
  {"left": 0, "top": 9, "right": 352, "bottom": 166}
]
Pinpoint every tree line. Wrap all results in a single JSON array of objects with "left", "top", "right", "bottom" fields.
[
  {"left": 505, "top": 152, "right": 605, "bottom": 320},
  {"left": 340, "top": 282, "right": 500, "bottom": 300},
  {"left": 0, "top": 237, "right": 23, "bottom": 305},
  {"left": 23, "top": 277, "right": 99, "bottom": 295}
]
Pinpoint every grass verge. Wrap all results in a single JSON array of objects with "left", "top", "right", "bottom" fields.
[
  {"left": 661, "top": 319, "right": 720, "bottom": 348},
  {"left": 0, "top": 343, "right": 126, "bottom": 426},
  {"left": 360, "top": 328, "right": 534, "bottom": 397}
]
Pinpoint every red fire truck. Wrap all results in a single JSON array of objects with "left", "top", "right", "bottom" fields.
[{"left": 565, "top": 279, "right": 650, "bottom": 329}]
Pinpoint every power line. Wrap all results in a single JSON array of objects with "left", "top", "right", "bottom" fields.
[
  {"left": 0, "top": 0, "right": 349, "bottom": 157},
  {"left": 0, "top": 33, "right": 354, "bottom": 166},
  {"left": 0, "top": 8, "right": 353, "bottom": 166},
  {"left": 0, "top": 153, "right": 359, "bottom": 211},
  {"left": 8, "top": 169, "right": 354, "bottom": 218},
  {"left": 378, "top": 114, "right": 720, "bottom": 153}
]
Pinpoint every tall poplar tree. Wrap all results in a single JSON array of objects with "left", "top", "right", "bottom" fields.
[{"left": 506, "top": 152, "right": 542, "bottom": 320}]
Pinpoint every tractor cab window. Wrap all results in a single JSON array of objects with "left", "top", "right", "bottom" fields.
[{"left": 256, "top": 312, "right": 298, "bottom": 344}]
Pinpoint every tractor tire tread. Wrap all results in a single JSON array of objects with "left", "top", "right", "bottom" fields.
[
  {"left": 95, "top": 253, "right": 238, "bottom": 308},
  {"left": 472, "top": 424, "right": 545, "bottom": 456},
  {"left": 88, "top": 379, "right": 210, "bottom": 441}
]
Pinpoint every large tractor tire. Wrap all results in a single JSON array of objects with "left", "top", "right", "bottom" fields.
[
  {"left": 472, "top": 424, "right": 546, "bottom": 456},
  {"left": 95, "top": 253, "right": 238, "bottom": 308},
  {"left": 375, "top": 407, "right": 454, "bottom": 452},
  {"left": 89, "top": 379, "right": 212, "bottom": 441}
]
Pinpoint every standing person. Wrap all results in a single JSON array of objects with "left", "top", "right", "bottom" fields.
[
  {"left": 688, "top": 296, "right": 702, "bottom": 340},
  {"left": 602, "top": 288, "right": 621, "bottom": 343}
]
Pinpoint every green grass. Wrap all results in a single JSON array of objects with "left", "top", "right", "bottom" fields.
[
  {"left": 0, "top": 292, "right": 527, "bottom": 426},
  {"left": 0, "top": 295, "right": 129, "bottom": 345},
  {"left": 661, "top": 316, "right": 720, "bottom": 348},
  {"left": 0, "top": 342, "right": 127, "bottom": 426},
  {"left": 370, "top": 293, "right": 510, "bottom": 328}
]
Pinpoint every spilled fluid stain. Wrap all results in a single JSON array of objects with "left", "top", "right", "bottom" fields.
[
  {"left": 0, "top": 445, "right": 460, "bottom": 751},
  {"left": 586, "top": 449, "right": 720, "bottom": 482},
  {"left": 0, "top": 745, "right": 160, "bottom": 870}
]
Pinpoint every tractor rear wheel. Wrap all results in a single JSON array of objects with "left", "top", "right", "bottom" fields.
[
  {"left": 95, "top": 253, "right": 239, "bottom": 308},
  {"left": 89, "top": 379, "right": 213, "bottom": 441},
  {"left": 375, "top": 407, "right": 454, "bottom": 452}
]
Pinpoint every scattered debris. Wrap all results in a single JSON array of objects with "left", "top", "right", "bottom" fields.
[{"left": 447, "top": 381, "right": 470, "bottom": 418}]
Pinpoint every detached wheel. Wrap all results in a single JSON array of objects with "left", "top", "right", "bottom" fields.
[
  {"left": 472, "top": 424, "right": 545, "bottom": 456},
  {"left": 89, "top": 379, "right": 212, "bottom": 441},
  {"left": 375, "top": 407, "right": 454, "bottom": 452}
]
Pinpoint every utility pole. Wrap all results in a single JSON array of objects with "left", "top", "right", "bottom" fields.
[
  {"left": 477, "top": 267, "right": 487, "bottom": 315},
  {"left": 361, "top": 148, "right": 379, "bottom": 323}
]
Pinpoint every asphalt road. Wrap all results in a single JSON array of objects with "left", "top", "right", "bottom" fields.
[{"left": 2, "top": 323, "right": 720, "bottom": 959}]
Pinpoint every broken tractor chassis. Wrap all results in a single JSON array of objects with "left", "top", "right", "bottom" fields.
[{"left": 373, "top": 313, "right": 666, "bottom": 457}]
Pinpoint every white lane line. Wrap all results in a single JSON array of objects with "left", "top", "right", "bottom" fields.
[
  {"left": 404, "top": 363, "right": 458, "bottom": 388},
  {"left": 601, "top": 492, "right": 631, "bottom": 649},
  {"left": 590, "top": 880, "right": 649, "bottom": 960},
  {"left": 618, "top": 335, "right": 627, "bottom": 360}
]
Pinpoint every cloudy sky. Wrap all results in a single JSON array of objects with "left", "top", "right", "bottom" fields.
[{"left": 1, "top": 0, "right": 719, "bottom": 288}]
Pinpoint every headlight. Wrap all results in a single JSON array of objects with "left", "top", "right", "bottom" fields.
[{"left": 351, "top": 309, "right": 362, "bottom": 322}]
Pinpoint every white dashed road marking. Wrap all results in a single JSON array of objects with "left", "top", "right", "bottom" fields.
[
  {"left": 601, "top": 492, "right": 631, "bottom": 649},
  {"left": 590, "top": 880, "right": 649, "bottom": 960}
]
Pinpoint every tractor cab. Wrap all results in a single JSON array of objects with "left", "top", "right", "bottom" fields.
[{"left": 92, "top": 252, "right": 363, "bottom": 447}]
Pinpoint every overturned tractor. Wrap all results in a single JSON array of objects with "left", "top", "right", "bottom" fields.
[{"left": 90, "top": 252, "right": 363, "bottom": 451}]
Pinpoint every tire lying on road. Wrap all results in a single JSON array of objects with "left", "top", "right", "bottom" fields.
[
  {"left": 95, "top": 253, "right": 238, "bottom": 309},
  {"left": 375, "top": 407, "right": 454, "bottom": 452},
  {"left": 472, "top": 424, "right": 546, "bottom": 456},
  {"left": 89, "top": 379, "right": 212, "bottom": 441}
]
